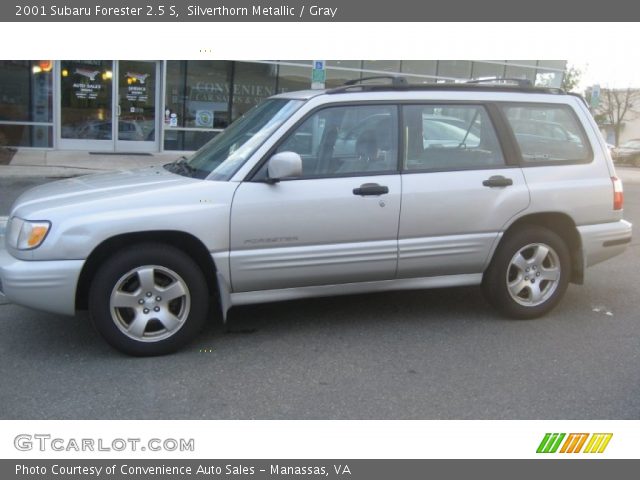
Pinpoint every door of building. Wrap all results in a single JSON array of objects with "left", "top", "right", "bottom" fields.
[{"left": 58, "top": 60, "right": 160, "bottom": 152}]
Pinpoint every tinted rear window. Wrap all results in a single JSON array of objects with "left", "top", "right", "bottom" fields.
[{"left": 503, "top": 105, "right": 591, "bottom": 164}]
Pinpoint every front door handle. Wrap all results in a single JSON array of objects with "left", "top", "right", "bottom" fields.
[
  {"left": 353, "top": 183, "right": 389, "bottom": 196},
  {"left": 482, "top": 175, "right": 513, "bottom": 188}
]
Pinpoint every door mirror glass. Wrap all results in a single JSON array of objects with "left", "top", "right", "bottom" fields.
[{"left": 267, "top": 151, "right": 302, "bottom": 182}]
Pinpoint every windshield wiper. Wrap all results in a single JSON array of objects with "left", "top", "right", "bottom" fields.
[{"left": 167, "top": 156, "right": 197, "bottom": 177}]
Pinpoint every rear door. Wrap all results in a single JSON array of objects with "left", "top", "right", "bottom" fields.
[{"left": 397, "top": 103, "right": 530, "bottom": 278}]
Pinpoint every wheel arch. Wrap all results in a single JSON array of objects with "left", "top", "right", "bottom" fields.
[
  {"left": 75, "top": 231, "right": 219, "bottom": 311},
  {"left": 491, "top": 212, "right": 584, "bottom": 285}
]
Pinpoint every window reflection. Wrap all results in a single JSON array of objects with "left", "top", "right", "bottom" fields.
[{"left": 60, "top": 60, "right": 113, "bottom": 140}]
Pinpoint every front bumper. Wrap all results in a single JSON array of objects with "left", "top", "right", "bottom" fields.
[
  {"left": 578, "top": 219, "right": 632, "bottom": 268},
  {"left": 0, "top": 240, "right": 84, "bottom": 316}
]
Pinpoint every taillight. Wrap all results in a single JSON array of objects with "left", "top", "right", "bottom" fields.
[{"left": 612, "top": 176, "right": 624, "bottom": 210}]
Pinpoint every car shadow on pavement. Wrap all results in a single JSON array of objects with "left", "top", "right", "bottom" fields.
[{"left": 220, "top": 286, "right": 497, "bottom": 336}]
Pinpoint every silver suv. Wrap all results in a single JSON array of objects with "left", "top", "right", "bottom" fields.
[{"left": 0, "top": 79, "right": 632, "bottom": 356}]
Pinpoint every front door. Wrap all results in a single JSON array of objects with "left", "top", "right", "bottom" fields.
[
  {"left": 58, "top": 60, "right": 160, "bottom": 152},
  {"left": 229, "top": 104, "right": 402, "bottom": 292}
]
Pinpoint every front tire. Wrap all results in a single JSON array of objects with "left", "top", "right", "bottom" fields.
[
  {"left": 483, "top": 226, "right": 571, "bottom": 319},
  {"left": 89, "top": 243, "right": 209, "bottom": 356}
]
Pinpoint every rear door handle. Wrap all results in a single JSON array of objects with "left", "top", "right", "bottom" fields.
[
  {"left": 353, "top": 183, "right": 389, "bottom": 196},
  {"left": 482, "top": 175, "right": 513, "bottom": 188}
]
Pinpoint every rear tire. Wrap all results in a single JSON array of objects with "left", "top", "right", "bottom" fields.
[
  {"left": 482, "top": 226, "right": 571, "bottom": 319},
  {"left": 89, "top": 243, "right": 209, "bottom": 356}
]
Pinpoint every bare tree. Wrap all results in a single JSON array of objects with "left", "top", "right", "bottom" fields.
[
  {"left": 561, "top": 65, "right": 582, "bottom": 92},
  {"left": 595, "top": 88, "right": 640, "bottom": 146}
]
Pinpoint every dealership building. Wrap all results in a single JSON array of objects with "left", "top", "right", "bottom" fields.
[{"left": 0, "top": 60, "right": 566, "bottom": 154}]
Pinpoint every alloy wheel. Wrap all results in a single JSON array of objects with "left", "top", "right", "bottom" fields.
[
  {"left": 109, "top": 265, "right": 191, "bottom": 342},
  {"left": 506, "top": 243, "right": 561, "bottom": 307}
]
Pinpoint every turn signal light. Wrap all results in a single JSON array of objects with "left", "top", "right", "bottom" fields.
[
  {"left": 27, "top": 226, "right": 49, "bottom": 247},
  {"left": 612, "top": 176, "right": 624, "bottom": 210}
]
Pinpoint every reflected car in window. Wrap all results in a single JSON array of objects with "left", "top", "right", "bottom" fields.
[
  {"left": 422, "top": 116, "right": 481, "bottom": 148},
  {"left": 612, "top": 139, "right": 640, "bottom": 166}
]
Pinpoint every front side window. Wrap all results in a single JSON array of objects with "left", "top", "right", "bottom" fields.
[
  {"left": 403, "top": 105, "right": 505, "bottom": 171},
  {"left": 274, "top": 104, "right": 399, "bottom": 177},
  {"left": 502, "top": 104, "right": 591, "bottom": 164}
]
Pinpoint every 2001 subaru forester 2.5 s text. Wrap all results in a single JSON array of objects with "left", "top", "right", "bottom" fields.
[{"left": 0, "top": 79, "right": 633, "bottom": 356}]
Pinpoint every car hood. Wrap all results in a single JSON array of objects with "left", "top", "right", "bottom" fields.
[{"left": 10, "top": 166, "right": 197, "bottom": 218}]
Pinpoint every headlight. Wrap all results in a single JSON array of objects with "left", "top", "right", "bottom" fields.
[{"left": 7, "top": 218, "right": 51, "bottom": 250}]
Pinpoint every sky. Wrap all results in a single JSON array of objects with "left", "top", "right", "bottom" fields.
[{"left": 571, "top": 58, "right": 640, "bottom": 92}]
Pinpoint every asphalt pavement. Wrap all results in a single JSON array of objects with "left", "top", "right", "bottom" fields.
[{"left": 0, "top": 172, "right": 639, "bottom": 419}]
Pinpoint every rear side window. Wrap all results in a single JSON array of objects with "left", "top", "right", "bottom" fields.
[
  {"left": 402, "top": 105, "right": 505, "bottom": 171},
  {"left": 502, "top": 104, "right": 591, "bottom": 164}
]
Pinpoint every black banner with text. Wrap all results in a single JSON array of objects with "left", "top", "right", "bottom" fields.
[
  {"left": 5, "top": 0, "right": 640, "bottom": 21},
  {"left": 3, "top": 459, "right": 640, "bottom": 479}
]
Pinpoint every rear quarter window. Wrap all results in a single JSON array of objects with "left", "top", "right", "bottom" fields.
[{"left": 502, "top": 104, "right": 592, "bottom": 164}]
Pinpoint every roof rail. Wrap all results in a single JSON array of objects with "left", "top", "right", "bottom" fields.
[
  {"left": 466, "top": 77, "right": 534, "bottom": 87},
  {"left": 326, "top": 82, "right": 566, "bottom": 95},
  {"left": 343, "top": 75, "right": 409, "bottom": 87}
]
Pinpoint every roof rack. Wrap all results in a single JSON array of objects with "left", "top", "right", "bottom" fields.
[
  {"left": 343, "top": 75, "right": 409, "bottom": 87},
  {"left": 466, "top": 77, "right": 534, "bottom": 87},
  {"left": 326, "top": 79, "right": 566, "bottom": 95}
]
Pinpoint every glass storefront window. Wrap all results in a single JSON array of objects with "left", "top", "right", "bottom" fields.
[
  {"left": 277, "top": 62, "right": 312, "bottom": 93},
  {"left": 60, "top": 60, "right": 113, "bottom": 140},
  {"left": 163, "top": 129, "right": 219, "bottom": 152},
  {"left": 118, "top": 60, "right": 157, "bottom": 142},
  {"left": 0, "top": 60, "right": 53, "bottom": 147},
  {"left": 400, "top": 61, "right": 438, "bottom": 82},
  {"left": 231, "top": 62, "right": 277, "bottom": 120},
  {"left": 471, "top": 61, "right": 507, "bottom": 80},
  {"left": 537, "top": 60, "right": 566, "bottom": 72},
  {"left": 0, "top": 59, "right": 571, "bottom": 153},
  {"left": 362, "top": 61, "right": 401, "bottom": 74},
  {"left": 505, "top": 60, "right": 537, "bottom": 84},
  {"left": 165, "top": 60, "right": 232, "bottom": 130},
  {"left": 0, "top": 60, "right": 53, "bottom": 123},
  {"left": 0, "top": 125, "right": 52, "bottom": 148},
  {"left": 325, "top": 61, "right": 362, "bottom": 88},
  {"left": 437, "top": 61, "right": 473, "bottom": 82}
]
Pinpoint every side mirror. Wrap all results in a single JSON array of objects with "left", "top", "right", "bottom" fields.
[{"left": 266, "top": 151, "right": 302, "bottom": 183}]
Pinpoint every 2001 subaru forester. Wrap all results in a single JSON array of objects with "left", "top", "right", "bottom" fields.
[{"left": 0, "top": 78, "right": 632, "bottom": 355}]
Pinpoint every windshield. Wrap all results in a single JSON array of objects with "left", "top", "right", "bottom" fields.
[{"left": 170, "top": 99, "right": 303, "bottom": 180}]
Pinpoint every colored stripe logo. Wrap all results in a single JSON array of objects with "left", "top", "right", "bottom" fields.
[{"left": 537, "top": 433, "right": 612, "bottom": 453}]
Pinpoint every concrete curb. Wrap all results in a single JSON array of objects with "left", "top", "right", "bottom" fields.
[
  {"left": 1, "top": 150, "right": 181, "bottom": 178},
  {"left": 0, "top": 165, "right": 105, "bottom": 178}
]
